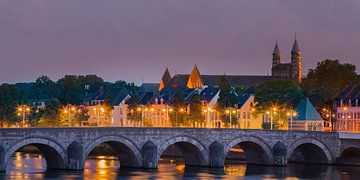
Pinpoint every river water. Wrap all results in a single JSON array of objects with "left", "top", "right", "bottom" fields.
[{"left": 1, "top": 153, "right": 360, "bottom": 179}]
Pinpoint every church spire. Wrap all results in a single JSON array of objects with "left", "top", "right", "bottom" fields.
[
  {"left": 187, "top": 64, "right": 204, "bottom": 89},
  {"left": 159, "top": 67, "right": 172, "bottom": 91},
  {"left": 272, "top": 40, "right": 281, "bottom": 66},
  {"left": 290, "top": 37, "right": 302, "bottom": 83},
  {"left": 291, "top": 38, "right": 301, "bottom": 53}
]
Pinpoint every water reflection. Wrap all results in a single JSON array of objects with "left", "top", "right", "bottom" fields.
[
  {"left": 2, "top": 153, "right": 360, "bottom": 179},
  {"left": 84, "top": 156, "right": 119, "bottom": 180}
]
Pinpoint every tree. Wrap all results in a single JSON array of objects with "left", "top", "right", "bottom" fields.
[
  {"left": 169, "top": 90, "right": 187, "bottom": 126},
  {"left": 38, "top": 99, "right": 60, "bottom": 127},
  {"left": 127, "top": 92, "right": 142, "bottom": 124},
  {"left": 30, "top": 76, "right": 59, "bottom": 99},
  {"left": 217, "top": 74, "right": 238, "bottom": 126},
  {"left": 78, "top": 75, "right": 104, "bottom": 93},
  {"left": 188, "top": 92, "right": 204, "bottom": 127},
  {"left": 0, "top": 84, "right": 22, "bottom": 126},
  {"left": 301, "top": 59, "right": 360, "bottom": 109},
  {"left": 57, "top": 75, "right": 83, "bottom": 104},
  {"left": 254, "top": 79, "right": 303, "bottom": 129}
]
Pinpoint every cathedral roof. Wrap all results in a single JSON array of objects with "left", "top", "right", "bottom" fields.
[
  {"left": 159, "top": 68, "right": 172, "bottom": 91},
  {"left": 187, "top": 64, "right": 204, "bottom": 89},
  {"left": 291, "top": 39, "right": 301, "bottom": 52}
]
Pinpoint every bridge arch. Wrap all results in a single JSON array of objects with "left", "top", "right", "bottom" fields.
[
  {"left": 83, "top": 135, "right": 142, "bottom": 168},
  {"left": 157, "top": 136, "right": 208, "bottom": 167},
  {"left": 224, "top": 135, "right": 272, "bottom": 165},
  {"left": 337, "top": 145, "right": 360, "bottom": 166},
  {"left": 4, "top": 137, "right": 67, "bottom": 170},
  {"left": 287, "top": 138, "right": 332, "bottom": 164}
]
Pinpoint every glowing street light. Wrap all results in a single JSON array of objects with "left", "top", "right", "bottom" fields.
[
  {"left": 287, "top": 109, "right": 297, "bottom": 131},
  {"left": 17, "top": 105, "right": 31, "bottom": 127}
]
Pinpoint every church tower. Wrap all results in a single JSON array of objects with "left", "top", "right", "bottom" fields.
[
  {"left": 290, "top": 38, "right": 302, "bottom": 82},
  {"left": 272, "top": 41, "right": 282, "bottom": 67},
  {"left": 159, "top": 68, "right": 172, "bottom": 91},
  {"left": 187, "top": 64, "right": 204, "bottom": 89}
]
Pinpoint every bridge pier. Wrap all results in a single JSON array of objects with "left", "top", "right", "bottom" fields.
[
  {"left": 142, "top": 141, "right": 158, "bottom": 169},
  {"left": 0, "top": 145, "right": 5, "bottom": 172},
  {"left": 209, "top": 141, "right": 225, "bottom": 167},
  {"left": 67, "top": 142, "right": 84, "bottom": 171},
  {"left": 272, "top": 142, "right": 287, "bottom": 166}
]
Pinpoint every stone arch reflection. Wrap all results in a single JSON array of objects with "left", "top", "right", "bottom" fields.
[{"left": 157, "top": 136, "right": 207, "bottom": 171}]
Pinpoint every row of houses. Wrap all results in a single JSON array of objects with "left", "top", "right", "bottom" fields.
[{"left": 83, "top": 65, "right": 324, "bottom": 131}]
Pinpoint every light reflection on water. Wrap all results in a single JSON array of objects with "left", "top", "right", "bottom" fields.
[{"left": 2, "top": 153, "right": 360, "bottom": 179}]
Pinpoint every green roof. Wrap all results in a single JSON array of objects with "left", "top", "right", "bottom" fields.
[{"left": 294, "top": 98, "right": 322, "bottom": 121}]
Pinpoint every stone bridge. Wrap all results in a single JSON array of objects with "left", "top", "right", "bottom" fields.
[{"left": 0, "top": 127, "right": 359, "bottom": 172}]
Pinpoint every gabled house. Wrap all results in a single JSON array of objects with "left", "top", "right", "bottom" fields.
[{"left": 334, "top": 85, "right": 360, "bottom": 132}]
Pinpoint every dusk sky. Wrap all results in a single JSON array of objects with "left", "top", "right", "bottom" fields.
[{"left": 0, "top": 0, "right": 359, "bottom": 84}]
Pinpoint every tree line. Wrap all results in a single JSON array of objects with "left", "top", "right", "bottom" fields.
[{"left": 0, "top": 75, "right": 137, "bottom": 127}]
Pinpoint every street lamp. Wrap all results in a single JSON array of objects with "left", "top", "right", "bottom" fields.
[
  {"left": 226, "top": 108, "right": 237, "bottom": 128},
  {"left": 17, "top": 105, "right": 31, "bottom": 127},
  {"left": 266, "top": 107, "right": 278, "bottom": 130},
  {"left": 287, "top": 110, "right": 297, "bottom": 131},
  {"left": 63, "top": 104, "right": 77, "bottom": 127}
]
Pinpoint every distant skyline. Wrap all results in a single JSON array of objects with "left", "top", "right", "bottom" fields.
[{"left": 1, "top": 0, "right": 360, "bottom": 84}]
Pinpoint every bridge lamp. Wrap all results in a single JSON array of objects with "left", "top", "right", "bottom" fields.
[
  {"left": 266, "top": 111, "right": 270, "bottom": 115},
  {"left": 225, "top": 110, "right": 230, "bottom": 114},
  {"left": 151, "top": 108, "right": 155, "bottom": 112},
  {"left": 26, "top": 107, "right": 31, "bottom": 112},
  {"left": 162, "top": 109, "right": 166, "bottom": 112},
  {"left": 137, "top": 108, "right": 141, "bottom": 111},
  {"left": 100, "top": 108, "right": 105, "bottom": 113},
  {"left": 169, "top": 109, "right": 173, "bottom": 112},
  {"left": 71, "top": 107, "right": 76, "bottom": 111},
  {"left": 17, "top": 113, "right": 21, "bottom": 116},
  {"left": 232, "top": 110, "right": 236, "bottom": 114},
  {"left": 93, "top": 108, "right": 97, "bottom": 111},
  {"left": 204, "top": 110, "right": 208, "bottom": 113},
  {"left": 145, "top": 108, "right": 148, "bottom": 111}
]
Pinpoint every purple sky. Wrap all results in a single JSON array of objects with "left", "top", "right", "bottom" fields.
[{"left": 1, "top": 0, "right": 359, "bottom": 84}]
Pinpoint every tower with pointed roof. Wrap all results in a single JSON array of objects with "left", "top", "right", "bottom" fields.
[
  {"left": 187, "top": 64, "right": 204, "bottom": 89},
  {"left": 272, "top": 41, "right": 282, "bottom": 66},
  {"left": 159, "top": 68, "right": 172, "bottom": 91},
  {"left": 291, "top": 38, "right": 302, "bottom": 83},
  {"left": 271, "top": 37, "right": 302, "bottom": 83}
]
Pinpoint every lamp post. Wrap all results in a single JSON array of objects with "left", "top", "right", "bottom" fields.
[
  {"left": 287, "top": 110, "right": 297, "bottom": 131},
  {"left": 226, "top": 108, "right": 237, "bottom": 128},
  {"left": 323, "top": 108, "right": 336, "bottom": 131},
  {"left": 204, "top": 107, "right": 213, "bottom": 128},
  {"left": 17, "top": 105, "right": 30, "bottom": 127},
  {"left": 266, "top": 107, "right": 277, "bottom": 130}
]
